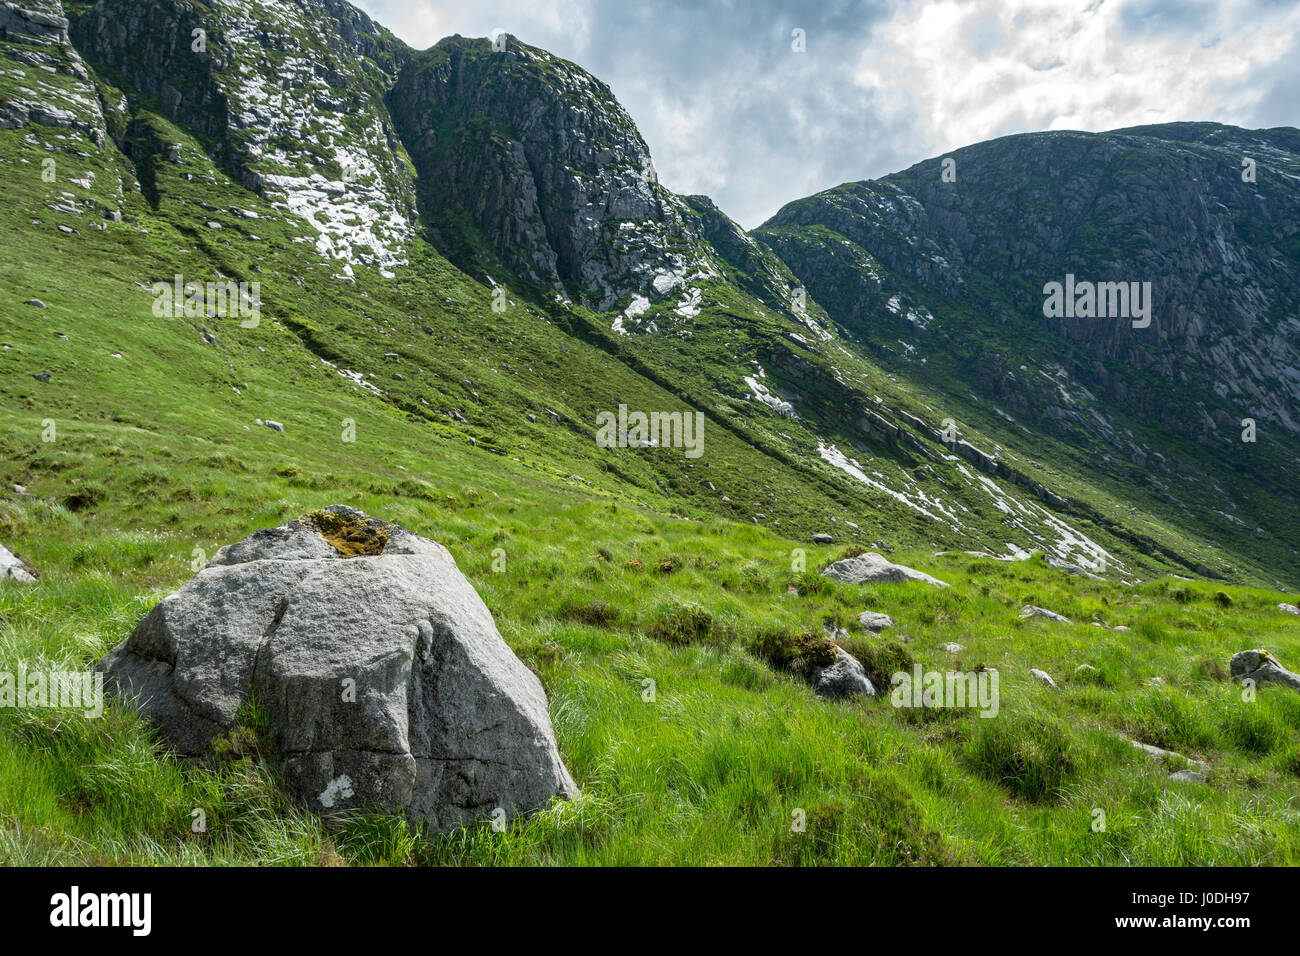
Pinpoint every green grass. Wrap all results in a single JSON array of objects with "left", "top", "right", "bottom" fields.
[{"left": 3, "top": 487, "right": 1300, "bottom": 865}]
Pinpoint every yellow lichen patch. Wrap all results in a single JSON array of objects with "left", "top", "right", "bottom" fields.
[{"left": 301, "top": 509, "right": 390, "bottom": 557}]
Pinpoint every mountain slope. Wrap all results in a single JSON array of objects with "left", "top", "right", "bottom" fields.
[{"left": 757, "top": 123, "right": 1300, "bottom": 587}]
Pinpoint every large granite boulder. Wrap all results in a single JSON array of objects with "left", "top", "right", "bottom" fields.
[{"left": 98, "top": 506, "right": 576, "bottom": 831}]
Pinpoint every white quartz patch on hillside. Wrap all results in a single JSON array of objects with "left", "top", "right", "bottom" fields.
[{"left": 213, "top": 2, "right": 417, "bottom": 276}]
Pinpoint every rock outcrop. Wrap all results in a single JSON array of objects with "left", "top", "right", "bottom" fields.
[
  {"left": 0, "top": 542, "right": 35, "bottom": 583},
  {"left": 387, "top": 34, "right": 713, "bottom": 311},
  {"left": 1230, "top": 649, "right": 1300, "bottom": 692},
  {"left": 98, "top": 506, "right": 576, "bottom": 831},
  {"left": 822, "top": 552, "right": 949, "bottom": 588},
  {"left": 1019, "top": 605, "right": 1072, "bottom": 624},
  {"left": 812, "top": 646, "right": 875, "bottom": 699}
]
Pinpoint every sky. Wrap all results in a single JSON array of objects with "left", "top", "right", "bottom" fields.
[{"left": 351, "top": 0, "right": 1300, "bottom": 229}]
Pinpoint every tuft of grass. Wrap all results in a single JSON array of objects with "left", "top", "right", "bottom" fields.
[{"left": 967, "top": 713, "right": 1077, "bottom": 802}]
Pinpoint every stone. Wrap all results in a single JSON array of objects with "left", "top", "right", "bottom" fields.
[
  {"left": 821, "top": 552, "right": 949, "bottom": 588},
  {"left": 812, "top": 646, "right": 875, "bottom": 699},
  {"left": 1019, "top": 605, "right": 1072, "bottom": 624},
  {"left": 858, "top": 610, "right": 893, "bottom": 632},
  {"left": 0, "top": 542, "right": 36, "bottom": 583},
  {"left": 1029, "top": 668, "right": 1057, "bottom": 688},
  {"left": 97, "top": 506, "right": 576, "bottom": 831},
  {"left": 1229, "top": 649, "right": 1300, "bottom": 692},
  {"left": 263, "top": 420, "right": 284, "bottom": 432},
  {"left": 1130, "top": 740, "right": 1204, "bottom": 772},
  {"left": 25, "top": 299, "right": 46, "bottom": 308},
  {"left": 1279, "top": 603, "right": 1300, "bottom": 615},
  {"left": 1169, "top": 770, "right": 1207, "bottom": 785},
  {"left": 32, "top": 372, "right": 51, "bottom": 382},
  {"left": 941, "top": 642, "right": 963, "bottom": 653},
  {"left": 812, "top": 533, "right": 833, "bottom": 544}
]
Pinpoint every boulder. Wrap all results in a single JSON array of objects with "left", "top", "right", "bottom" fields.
[
  {"left": 858, "top": 610, "right": 893, "bottom": 632},
  {"left": 1029, "top": 668, "right": 1057, "bottom": 689},
  {"left": 0, "top": 542, "right": 36, "bottom": 583},
  {"left": 97, "top": 506, "right": 576, "bottom": 831},
  {"left": 1279, "top": 603, "right": 1300, "bottom": 616},
  {"left": 1229, "top": 649, "right": 1300, "bottom": 692},
  {"left": 812, "top": 646, "right": 875, "bottom": 699},
  {"left": 1019, "top": 605, "right": 1072, "bottom": 624},
  {"left": 811, "top": 533, "right": 833, "bottom": 544},
  {"left": 1168, "top": 770, "right": 1207, "bottom": 785},
  {"left": 822, "top": 552, "right": 949, "bottom": 588}
]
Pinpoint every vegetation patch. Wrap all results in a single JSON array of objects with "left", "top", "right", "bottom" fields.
[
  {"left": 748, "top": 628, "right": 837, "bottom": 677},
  {"left": 302, "top": 510, "right": 390, "bottom": 557},
  {"left": 966, "top": 714, "right": 1077, "bottom": 802},
  {"left": 646, "top": 601, "right": 717, "bottom": 646},
  {"left": 838, "top": 634, "right": 914, "bottom": 691}
]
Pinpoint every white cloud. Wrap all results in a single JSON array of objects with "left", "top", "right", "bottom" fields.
[{"left": 352, "top": 0, "right": 1300, "bottom": 228}]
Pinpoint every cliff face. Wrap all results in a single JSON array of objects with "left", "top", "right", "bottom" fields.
[
  {"left": 758, "top": 124, "right": 1300, "bottom": 447},
  {"left": 387, "top": 35, "right": 711, "bottom": 309},
  {"left": 65, "top": 0, "right": 418, "bottom": 275},
  {"left": 1, "top": 0, "right": 107, "bottom": 145}
]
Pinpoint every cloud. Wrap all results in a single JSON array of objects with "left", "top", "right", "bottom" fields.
[{"left": 352, "top": 0, "right": 1300, "bottom": 228}]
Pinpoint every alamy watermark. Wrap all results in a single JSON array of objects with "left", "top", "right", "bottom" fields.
[
  {"left": 1043, "top": 274, "right": 1151, "bottom": 328},
  {"left": 151, "top": 274, "right": 261, "bottom": 327},
  {"left": 890, "top": 665, "right": 1000, "bottom": 718},
  {"left": 0, "top": 664, "right": 103, "bottom": 717},
  {"left": 595, "top": 404, "right": 704, "bottom": 459}
]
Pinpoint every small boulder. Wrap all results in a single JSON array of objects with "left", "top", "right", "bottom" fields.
[
  {"left": 263, "top": 420, "right": 284, "bottom": 433},
  {"left": 0, "top": 542, "right": 36, "bottom": 583},
  {"left": 25, "top": 299, "right": 46, "bottom": 309},
  {"left": 858, "top": 610, "right": 893, "bottom": 632},
  {"left": 1130, "top": 740, "right": 1204, "bottom": 772},
  {"left": 812, "top": 646, "right": 875, "bottom": 699},
  {"left": 1029, "top": 668, "right": 1057, "bottom": 689},
  {"left": 1279, "top": 603, "right": 1300, "bottom": 616},
  {"left": 1019, "top": 605, "right": 1072, "bottom": 624},
  {"left": 822, "top": 552, "right": 949, "bottom": 588},
  {"left": 1169, "top": 770, "right": 1207, "bottom": 785},
  {"left": 812, "top": 533, "right": 833, "bottom": 544},
  {"left": 1230, "top": 649, "right": 1300, "bottom": 692},
  {"left": 32, "top": 372, "right": 51, "bottom": 383},
  {"left": 941, "top": 642, "right": 963, "bottom": 654}
]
